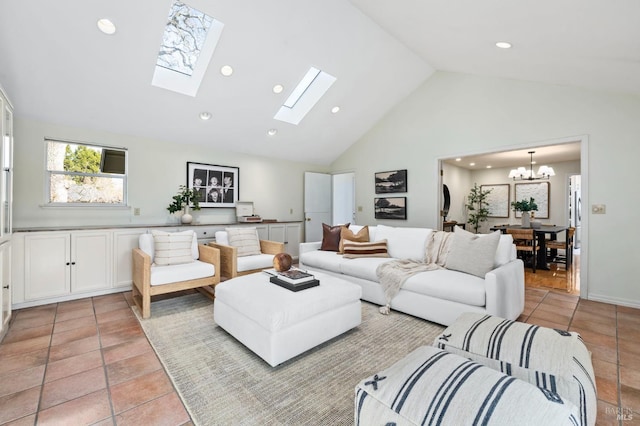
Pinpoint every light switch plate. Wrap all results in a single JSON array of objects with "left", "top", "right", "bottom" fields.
[{"left": 592, "top": 204, "right": 606, "bottom": 214}]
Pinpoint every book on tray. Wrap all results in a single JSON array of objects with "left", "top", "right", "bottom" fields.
[
  {"left": 265, "top": 268, "right": 315, "bottom": 284},
  {"left": 269, "top": 276, "right": 319, "bottom": 292}
]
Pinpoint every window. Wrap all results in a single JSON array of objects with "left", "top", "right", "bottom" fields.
[{"left": 46, "top": 139, "right": 127, "bottom": 205}]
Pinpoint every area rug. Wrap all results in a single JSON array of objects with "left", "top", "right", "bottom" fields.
[{"left": 134, "top": 293, "right": 445, "bottom": 426}]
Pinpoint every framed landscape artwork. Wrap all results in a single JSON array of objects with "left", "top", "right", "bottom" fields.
[
  {"left": 187, "top": 162, "right": 239, "bottom": 208},
  {"left": 514, "top": 182, "right": 550, "bottom": 219},
  {"left": 375, "top": 169, "right": 407, "bottom": 194},
  {"left": 375, "top": 197, "right": 407, "bottom": 220},
  {"left": 481, "top": 184, "right": 510, "bottom": 218}
]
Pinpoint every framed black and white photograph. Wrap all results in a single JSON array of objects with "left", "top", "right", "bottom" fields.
[
  {"left": 187, "top": 162, "right": 239, "bottom": 208},
  {"left": 481, "top": 184, "right": 510, "bottom": 218},
  {"left": 375, "top": 169, "right": 407, "bottom": 194},
  {"left": 514, "top": 182, "right": 550, "bottom": 219},
  {"left": 375, "top": 197, "right": 407, "bottom": 220}
]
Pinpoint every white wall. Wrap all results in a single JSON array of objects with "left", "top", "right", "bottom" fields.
[
  {"left": 13, "top": 118, "right": 329, "bottom": 228},
  {"left": 332, "top": 71, "right": 640, "bottom": 308}
]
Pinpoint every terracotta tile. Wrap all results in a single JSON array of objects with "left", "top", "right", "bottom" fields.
[
  {"left": 576, "top": 300, "right": 616, "bottom": 318},
  {"left": 48, "top": 335, "right": 101, "bottom": 363},
  {"left": 618, "top": 324, "right": 640, "bottom": 344},
  {"left": 55, "top": 307, "right": 95, "bottom": 323},
  {"left": 96, "top": 306, "right": 135, "bottom": 324},
  {"left": 572, "top": 309, "right": 616, "bottom": 327},
  {"left": 106, "top": 351, "right": 162, "bottom": 386},
  {"left": 516, "top": 314, "right": 529, "bottom": 322},
  {"left": 115, "top": 392, "right": 190, "bottom": 426},
  {"left": 620, "top": 385, "right": 640, "bottom": 419},
  {"left": 586, "top": 341, "right": 618, "bottom": 364},
  {"left": 531, "top": 303, "right": 573, "bottom": 320},
  {"left": 619, "top": 338, "right": 640, "bottom": 357},
  {"left": 40, "top": 366, "right": 106, "bottom": 410},
  {"left": 570, "top": 317, "right": 617, "bottom": 337},
  {"left": 524, "top": 292, "right": 546, "bottom": 304},
  {"left": 620, "top": 350, "right": 640, "bottom": 368},
  {"left": 91, "top": 418, "right": 117, "bottom": 426},
  {"left": 620, "top": 365, "right": 640, "bottom": 390},
  {"left": 50, "top": 324, "right": 98, "bottom": 346},
  {"left": 597, "top": 400, "right": 623, "bottom": 426},
  {"left": 94, "top": 300, "right": 129, "bottom": 315},
  {"left": 618, "top": 311, "right": 640, "bottom": 326},
  {"left": 0, "top": 348, "right": 48, "bottom": 376},
  {"left": 100, "top": 325, "right": 144, "bottom": 348},
  {"left": 1, "top": 323, "right": 53, "bottom": 344},
  {"left": 37, "top": 389, "right": 112, "bottom": 426},
  {"left": 2, "top": 413, "right": 37, "bottom": 426},
  {"left": 93, "top": 292, "right": 127, "bottom": 304},
  {"left": 596, "top": 376, "right": 619, "bottom": 405},
  {"left": 8, "top": 314, "right": 55, "bottom": 331},
  {"left": 617, "top": 305, "right": 640, "bottom": 315},
  {"left": 524, "top": 317, "right": 568, "bottom": 331},
  {"left": 110, "top": 370, "right": 173, "bottom": 414},
  {"left": 123, "top": 291, "right": 135, "bottom": 306},
  {"left": 102, "top": 336, "right": 153, "bottom": 365},
  {"left": 97, "top": 317, "right": 140, "bottom": 335},
  {"left": 53, "top": 314, "right": 97, "bottom": 334},
  {"left": 569, "top": 326, "right": 617, "bottom": 348},
  {"left": 0, "top": 365, "right": 45, "bottom": 398},
  {"left": 56, "top": 298, "right": 94, "bottom": 314},
  {"left": 0, "top": 386, "right": 41, "bottom": 424},
  {"left": 0, "top": 335, "right": 51, "bottom": 357},
  {"left": 12, "top": 305, "right": 56, "bottom": 322},
  {"left": 593, "top": 358, "right": 618, "bottom": 382},
  {"left": 45, "top": 350, "right": 104, "bottom": 383},
  {"left": 542, "top": 297, "right": 579, "bottom": 311}
]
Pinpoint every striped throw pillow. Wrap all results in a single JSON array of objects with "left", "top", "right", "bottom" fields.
[
  {"left": 152, "top": 230, "right": 195, "bottom": 266},
  {"left": 343, "top": 240, "right": 389, "bottom": 259},
  {"left": 226, "top": 227, "right": 261, "bottom": 257}
]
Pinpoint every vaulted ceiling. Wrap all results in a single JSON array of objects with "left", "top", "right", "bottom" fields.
[{"left": 0, "top": 1, "right": 638, "bottom": 165}]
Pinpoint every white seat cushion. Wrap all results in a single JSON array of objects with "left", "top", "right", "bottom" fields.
[
  {"left": 298, "top": 250, "right": 348, "bottom": 273},
  {"left": 402, "top": 269, "right": 486, "bottom": 306},
  {"left": 236, "top": 253, "right": 275, "bottom": 272},
  {"left": 150, "top": 260, "right": 215, "bottom": 286},
  {"left": 339, "top": 257, "right": 398, "bottom": 282},
  {"left": 373, "top": 225, "right": 432, "bottom": 261}
]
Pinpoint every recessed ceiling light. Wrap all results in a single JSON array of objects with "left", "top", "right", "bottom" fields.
[
  {"left": 199, "top": 112, "right": 212, "bottom": 120},
  {"left": 273, "top": 84, "right": 284, "bottom": 94},
  {"left": 331, "top": 106, "right": 340, "bottom": 114},
  {"left": 97, "top": 18, "right": 116, "bottom": 35},
  {"left": 267, "top": 129, "right": 278, "bottom": 136},
  {"left": 469, "top": 162, "right": 476, "bottom": 166},
  {"left": 220, "top": 65, "right": 233, "bottom": 76},
  {"left": 455, "top": 158, "right": 461, "bottom": 162},
  {"left": 486, "top": 165, "right": 492, "bottom": 169},
  {"left": 495, "top": 41, "right": 512, "bottom": 49}
]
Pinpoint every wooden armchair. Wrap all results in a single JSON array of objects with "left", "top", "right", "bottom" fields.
[
  {"left": 507, "top": 228, "right": 537, "bottom": 273},
  {"left": 132, "top": 233, "right": 220, "bottom": 318},
  {"left": 547, "top": 227, "right": 576, "bottom": 267},
  {"left": 209, "top": 239, "right": 284, "bottom": 279}
]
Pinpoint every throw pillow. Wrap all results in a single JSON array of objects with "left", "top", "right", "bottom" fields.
[
  {"left": 343, "top": 240, "right": 389, "bottom": 259},
  {"left": 338, "top": 225, "right": 369, "bottom": 253},
  {"left": 445, "top": 226, "right": 500, "bottom": 278},
  {"left": 226, "top": 227, "right": 262, "bottom": 257},
  {"left": 152, "top": 230, "right": 196, "bottom": 266},
  {"left": 320, "top": 223, "right": 349, "bottom": 251}
]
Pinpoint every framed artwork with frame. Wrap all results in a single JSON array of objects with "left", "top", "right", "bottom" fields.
[
  {"left": 375, "top": 169, "right": 407, "bottom": 194},
  {"left": 374, "top": 197, "right": 407, "bottom": 220},
  {"left": 187, "top": 162, "right": 239, "bottom": 208},
  {"left": 481, "top": 184, "right": 510, "bottom": 218},
  {"left": 514, "top": 181, "right": 550, "bottom": 219}
]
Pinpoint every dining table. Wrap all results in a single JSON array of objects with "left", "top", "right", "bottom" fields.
[{"left": 489, "top": 224, "right": 569, "bottom": 271}]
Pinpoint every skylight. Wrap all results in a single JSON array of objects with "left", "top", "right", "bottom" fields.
[
  {"left": 274, "top": 67, "right": 336, "bottom": 125},
  {"left": 151, "top": 1, "right": 224, "bottom": 96}
]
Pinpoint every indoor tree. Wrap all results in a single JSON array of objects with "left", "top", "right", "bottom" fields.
[{"left": 465, "top": 183, "right": 492, "bottom": 233}]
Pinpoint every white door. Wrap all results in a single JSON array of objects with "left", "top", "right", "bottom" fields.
[
  {"left": 333, "top": 172, "right": 355, "bottom": 225},
  {"left": 304, "top": 172, "right": 332, "bottom": 242}
]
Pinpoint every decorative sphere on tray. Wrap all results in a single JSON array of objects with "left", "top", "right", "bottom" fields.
[{"left": 273, "top": 253, "right": 293, "bottom": 272}]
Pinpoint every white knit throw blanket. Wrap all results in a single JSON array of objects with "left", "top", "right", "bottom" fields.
[{"left": 375, "top": 230, "right": 453, "bottom": 315}]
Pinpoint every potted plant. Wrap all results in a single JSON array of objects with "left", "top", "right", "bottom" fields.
[
  {"left": 511, "top": 197, "right": 538, "bottom": 227},
  {"left": 167, "top": 185, "right": 201, "bottom": 224},
  {"left": 465, "top": 183, "right": 492, "bottom": 233}
]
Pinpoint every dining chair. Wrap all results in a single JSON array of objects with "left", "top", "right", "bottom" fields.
[
  {"left": 506, "top": 228, "right": 537, "bottom": 273},
  {"left": 546, "top": 227, "right": 576, "bottom": 267}
]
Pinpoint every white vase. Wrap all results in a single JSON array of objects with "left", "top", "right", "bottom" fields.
[
  {"left": 521, "top": 211, "right": 530, "bottom": 228},
  {"left": 181, "top": 206, "right": 193, "bottom": 224}
]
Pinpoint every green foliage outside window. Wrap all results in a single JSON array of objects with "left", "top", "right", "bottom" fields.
[{"left": 64, "top": 145, "right": 101, "bottom": 183}]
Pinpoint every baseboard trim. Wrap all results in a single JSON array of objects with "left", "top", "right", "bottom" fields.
[{"left": 587, "top": 293, "right": 640, "bottom": 309}]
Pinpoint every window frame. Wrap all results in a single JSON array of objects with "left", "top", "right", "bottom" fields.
[{"left": 45, "top": 138, "right": 128, "bottom": 207}]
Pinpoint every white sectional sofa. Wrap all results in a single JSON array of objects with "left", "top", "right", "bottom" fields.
[{"left": 299, "top": 225, "right": 525, "bottom": 326}]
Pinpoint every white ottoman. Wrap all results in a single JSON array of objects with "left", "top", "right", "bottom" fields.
[{"left": 213, "top": 271, "right": 362, "bottom": 367}]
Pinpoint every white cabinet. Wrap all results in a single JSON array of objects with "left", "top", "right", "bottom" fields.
[
  {"left": 268, "top": 223, "right": 302, "bottom": 258},
  {"left": 23, "top": 231, "right": 111, "bottom": 301},
  {"left": 0, "top": 241, "right": 10, "bottom": 339},
  {"left": 113, "top": 228, "right": 146, "bottom": 288},
  {"left": 0, "top": 85, "right": 13, "bottom": 340}
]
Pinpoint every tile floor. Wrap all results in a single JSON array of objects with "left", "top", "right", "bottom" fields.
[{"left": 0, "top": 255, "right": 638, "bottom": 425}]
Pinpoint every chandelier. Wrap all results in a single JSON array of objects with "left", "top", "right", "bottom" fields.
[{"left": 508, "top": 151, "right": 555, "bottom": 180}]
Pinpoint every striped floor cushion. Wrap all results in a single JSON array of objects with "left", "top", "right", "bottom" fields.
[
  {"left": 433, "top": 312, "right": 596, "bottom": 426},
  {"left": 355, "top": 346, "right": 580, "bottom": 426}
]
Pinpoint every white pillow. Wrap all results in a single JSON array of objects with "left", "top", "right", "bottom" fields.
[
  {"left": 374, "top": 224, "right": 432, "bottom": 261},
  {"left": 215, "top": 231, "right": 230, "bottom": 246},
  {"left": 226, "top": 227, "right": 261, "bottom": 257},
  {"left": 478, "top": 233, "right": 516, "bottom": 267},
  {"left": 151, "top": 230, "right": 197, "bottom": 266},
  {"left": 445, "top": 226, "right": 501, "bottom": 277}
]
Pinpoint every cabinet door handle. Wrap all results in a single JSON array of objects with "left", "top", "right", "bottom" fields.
[
  {"left": 71, "top": 262, "right": 76, "bottom": 265},
  {"left": 2, "top": 285, "right": 8, "bottom": 289},
  {"left": 66, "top": 262, "right": 70, "bottom": 266}
]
